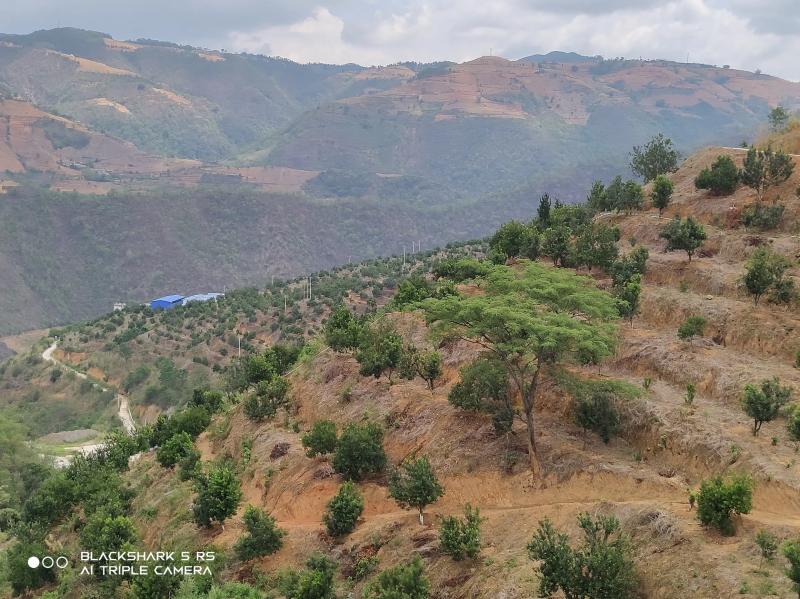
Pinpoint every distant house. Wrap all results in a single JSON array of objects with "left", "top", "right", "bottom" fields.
[
  {"left": 150, "top": 295, "right": 184, "bottom": 310},
  {"left": 113, "top": 302, "right": 127, "bottom": 311}
]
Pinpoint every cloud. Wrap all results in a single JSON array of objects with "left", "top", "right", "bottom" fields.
[{"left": 3, "top": 0, "right": 800, "bottom": 80}]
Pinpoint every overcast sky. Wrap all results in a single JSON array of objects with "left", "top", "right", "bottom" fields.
[{"left": 5, "top": 0, "right": 800, "bottom": 80}]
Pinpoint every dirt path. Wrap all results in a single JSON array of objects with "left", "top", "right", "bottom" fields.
[
  {"left": 42, "top": 340, "right": 137, "bottom": 466},
  {"left": 43, "top": 340, "right": 136, "bottom": 434}
]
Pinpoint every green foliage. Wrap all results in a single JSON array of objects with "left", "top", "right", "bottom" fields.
[
  {"left": 678, "top": 315, "right": 707, "bottom": 346},
  {"left": 34, "top": 119, "right": 90, "bottom": 149},
  {"left": 695, "top": 473, "right": 754, "bottom": 535},
  {"left": 574, "top": 224, "right": 620, "bottom": 272},
  {"left": 741, "top": 378, "right": 792, "bottom": 436},
  {"left": 541, "top": 225, "right": 572, "bottom": 267},
  {"left": 740, "top": 146, "right": 795, "bottom": 201},
  {"left": 783, "top": 539, "right": 800, "bottom": 596},
  {"left": 610, "top": 245, "right": 649, "bottom": 287},
  {"left": 614, "top": 273, "right": 642, "bottom": 326},
  {"left": 658, "top": 215, "right": 707, "bottom": 262},
  {"left": 243, "top": 377, "right": 290, "bottom": 421},
  {"left": 301, "top": 420, "right": 338, "bottom": 457},
  {"left": 587, "top": 180, "right": 611, "bottom": 213},
  {"left": 233, "top": 505, "right": 286, "bottom": 561},
  {"left": 742, "top": 246, "right": 793, "bottom": 305},
  {"left": 439, "top": 503, "right": 485, "bottom": 561},
  {"left": 755, "top": 529, "right": 778, "bottom": 568},
  {"left": 189, "top": 389, "right": 224, "bottom": 414},
  {"left": 5, "top": 525, "right": 60, "bottom": 596},
  {"left": 324, "top": 306, "right": 363, "bottom": 353},
  {"left": 157, "top": 431, "right": 195, "bottom": 469},
  {"left": 331, "top": 423, "right": 387, "bottom": 481},
  {"left": 192, "top": 466, "right": 242, "bottom": 528},
  {"left": 124, "top": 364, "right": 151, "bottom": 392},
  {"left": 388, "top": 455, "right": 443, "bottom": 524},
  {"left": 740, "top": 201, "right": 786, "bottom": 230},
  {"left": 285, "top": 554, "right": 337, "bottom": 599},
  {"left": 527, "top": 513, "right": 637, "bottom": 599},
  {"left": 537, "top": 193, "right": 552, "bottom": 226},
  {"left": 79, "top": 511, "right": 137, "bottom": 557},
  {"left": 414, "top": 350, "right": 444, "bottom": 391},
  {"left": 651, "top": 174, "right": 674, "bottom": 216},
  {"left": 489, "top": 220, "right": 540, "bottom": 260},
  {"left": 432, "top": 258, "right": 489, "bottom": 283},
  {"left": 355, "top": 322, "right": 404, "bottom": 382},
  {"left": 788, "top": 406, "right": 800, "bottom": 443},
  {"left": 364, "top": 554, "right": 429, "bottom": 599},
  {"left": 768, "top": 106, "right": 790, "bottom": 132},
  {"left": 322, "top": 481, "right": 364, "bottom": 537},
  {"left": 694, "top": 155, "right": 740, "bottom": 196},
  {"left": 424, "top": 262, "right": 619, "bottom": 469},
  {"left": 448, "top": 359, "right": 514, "bottom": 434},
  {"left": 630, "top": 133, "right": 681, "bottom": 182},
  {"left": 575, "top": 391, "right": 622, "bottom": 444},
  {"left": 686, "top": 383, "right": 696, "bottom": 405}
]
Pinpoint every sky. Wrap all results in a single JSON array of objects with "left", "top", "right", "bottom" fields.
[{"left": 4, "top": 0, "right": 800, "bottom": 80}]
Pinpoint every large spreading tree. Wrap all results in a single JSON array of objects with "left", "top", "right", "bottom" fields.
[{"left": 423, "top": 262, "right": 618, "bottom": 475}]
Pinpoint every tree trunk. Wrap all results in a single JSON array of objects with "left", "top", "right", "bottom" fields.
[
  {"left": 419, "top": 507, "right": 424, "bottom": 525},
  {"left": 523, "top": 361, "right": 543, "bottom": 477}
]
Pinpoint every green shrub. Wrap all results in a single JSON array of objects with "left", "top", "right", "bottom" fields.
[
  {"left": 439, "top": 503, "right": 485, "bottom": 561},
  {"left": 696, "top": 473, "right": 754, "bottom": 535},
  {"left": 694, "top": 156, "right": 739, "bottom": 195},
  {"left": 156, "top": 432, "right": 195, "bottom": 469},
  {"left": 301, "top": 420, "right": 338, "bottom": 457},
  {"left": 364, "top": 554, "right": 429, "bottom": 599},
  {"left": 233, "top": 505, "right": 286, "bottom": 561},
  {"left": 527, "top": 513, "right": 637, "bottom": 599},
  {"left": 331, "top": 423, "right": 386, "bottom": 481},
  {"left": 322, "top": 481, "right": 364, "bottom": 537}
]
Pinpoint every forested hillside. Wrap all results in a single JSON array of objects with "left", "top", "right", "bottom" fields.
[{"left": 3, "top": 29, "right": 800, "bottom": 335}]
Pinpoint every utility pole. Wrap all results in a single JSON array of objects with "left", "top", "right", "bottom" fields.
[
  {"left": 403, "top": 246, "right": 406, "bottom": 270},
  {"left": 271, "top": 275, "right": 274, "bottom": 285},
  {"left": 237, "top": 333, "right": 242, "bottom": 357},
  {"left": 348, "top": 254, "right": 351, "bottom": 263}
]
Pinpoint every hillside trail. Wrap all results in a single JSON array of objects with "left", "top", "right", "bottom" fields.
[{"left": 42, "top": 340, "right": 136, "bottom": 465}]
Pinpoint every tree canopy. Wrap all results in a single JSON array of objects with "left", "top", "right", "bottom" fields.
[
  {"left": 423, "top": 262, "right": 618, "bottom": 474},
  {"left": 694, "top": 155, "right": 739, "bottom": 196},
  {"left": 740, "top": 146, "right": 794, "bottom": 201},
  {"left": 630, "top": 133, "right": 681, "bottom": 182},
  {"left": 658, "top": 215, "right": 707, "bottom": 262},
  {"left": 387, "top": 455, "right": 443, "bottom": 524},
  {"left": 527, "top": 513, "right": 637, "bottom": 599},
  {"left": 741, "top": 377, "right": 792, "bottom": 436}
]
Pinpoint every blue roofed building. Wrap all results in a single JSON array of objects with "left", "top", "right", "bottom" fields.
[
  {"left": 150, "top": 295, "right": 184, "bottom": 310},
  {"left": 182, "top": 293, "right": 224, "bottom": 305}
]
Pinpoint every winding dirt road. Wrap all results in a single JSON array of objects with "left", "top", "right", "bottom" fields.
[{"left": 42, "top": 341, "right": 136, "bottom": 465}]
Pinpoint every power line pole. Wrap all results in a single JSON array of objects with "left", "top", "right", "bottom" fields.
[{"left": 403, "top": 245, "right": 406, "bottom": 270}]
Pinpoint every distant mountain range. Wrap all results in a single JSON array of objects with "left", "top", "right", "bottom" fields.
[
  {"left": 518, "top": 51, "right": 600, "bottom": 63},
  {"left": 1, "top": 27, "right": 800, "bottom": 333}
]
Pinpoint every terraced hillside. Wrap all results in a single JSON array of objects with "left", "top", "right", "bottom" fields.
[{"left": 3, "top": 136, "right": 800, "bottom": 597}]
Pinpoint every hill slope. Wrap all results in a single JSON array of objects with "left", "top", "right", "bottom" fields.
[
  {"left": 260, "top": 55, "right": 800, "bottom": 195},
  {"left": 4, "top": 143, "right": 800, "bottom": 597}
]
